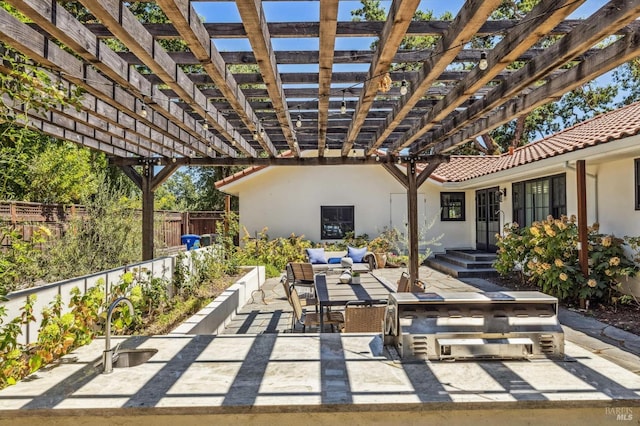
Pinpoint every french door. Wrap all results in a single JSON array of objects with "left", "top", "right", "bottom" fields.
[{"left": 475, "top": 188, "right": 501, "bottom": 252}]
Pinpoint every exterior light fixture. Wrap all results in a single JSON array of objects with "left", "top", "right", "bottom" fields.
[
  {"left": 400, "top": 79, "right": 408, "bottom": 95},
  {"left": 140, "top": 102, "right": 148, "bottom": 118},
  {"left": 375, "top": 155, "right": 380, "bottom": 162},
  {"left": 296, "top": 114, "right": 302, "bottom": 128},
  {"left": 259, "top": 126, "right": 265, "bottom": 137},
  {"left": 231, "top": 139, "right": 236, "bottom": 147},
  {"left": 340, "top": 90, "right": 347, "bottom": 114},
  {"left": 479, "top": 51, "right": 488, "bottom": 70},
  {"left": 253, "top": 131, "right": 259, "bottom": 141},
  {"left": 202, "top": 121, "right": 209, "bottom": 131}
]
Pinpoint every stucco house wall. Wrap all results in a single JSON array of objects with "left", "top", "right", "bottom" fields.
[{"left": 224, "top": 163, "right": 476, "bottom": 251}]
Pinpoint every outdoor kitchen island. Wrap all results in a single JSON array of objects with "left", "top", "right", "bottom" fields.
[{"left": 0, "top": 330, "right": 638, "bottom": 426}]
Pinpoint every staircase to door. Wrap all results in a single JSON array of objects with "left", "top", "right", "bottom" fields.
[{"left": 425, "top": 249, "right": 498, "bottom": 278}]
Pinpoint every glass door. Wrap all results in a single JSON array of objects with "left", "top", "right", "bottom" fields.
[{"left": 475, "top": 188, "right": 501, "bottom": 252}]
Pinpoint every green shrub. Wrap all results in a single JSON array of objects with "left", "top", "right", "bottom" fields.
[{"left": 495, "top": 215, "right": 639, "bottom": 303}]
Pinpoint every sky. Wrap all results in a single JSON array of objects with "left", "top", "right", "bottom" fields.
[
  {"left": 193, "top": 0, "right": 613, "bottom": 53},
  {"left": 191, "top": 0, "right": 622, "bottom": 120}
]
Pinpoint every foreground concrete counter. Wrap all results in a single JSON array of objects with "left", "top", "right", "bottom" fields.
[{"left": 0, "top": 333, "right": 639, "bottom": 425}]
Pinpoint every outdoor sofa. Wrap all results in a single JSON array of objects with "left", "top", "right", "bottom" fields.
[{"left": 304, "top": 247, "right": 375, "bottom": 273}]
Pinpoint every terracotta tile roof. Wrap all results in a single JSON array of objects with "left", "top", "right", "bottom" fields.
[{"left": 432, "top": 101, "right": 640, "bottom": 182}]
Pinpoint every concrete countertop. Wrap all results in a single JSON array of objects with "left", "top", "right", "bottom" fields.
[{"left": 1, "top": 332, "right": 639, "bottom": 425}]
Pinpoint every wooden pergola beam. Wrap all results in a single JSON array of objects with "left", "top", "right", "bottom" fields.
[
  {"left": 155, "top": 0, "right": 269, "bottom": 157},
  {"left": 0, "top": 4, "right": 219, "bottom": 158},
  {"left": 390, "top": 0, "right": 584, "bottom": 154},
  {"left": 341, "top": 0, "right": 421, "bottom": 156},
  {"left": 77, "top": 0, "right": 253, "bottom": 155},
  {"left": 110, "top": 154, "right": 450, "bottom": 167},
  {"left": 435, "top": 30, "right": 640, "bottom": 153},
  {"left": 120, "top": 48, "right": 592, "bottom": 67},
  {"left": 317, "top": 0, "right": 339, "bottom": 156},
  {"left": 365, "top": 0, "right": 501, "bottom": 156},
  {"left": 235, "top": 0, "right": 297, "bottom": 153},
  {"left": 81, "top": 19, "right": 631, "bottom": 40},
  {"left": 413, "top": 0, "right": 640, "bottom": 153}
]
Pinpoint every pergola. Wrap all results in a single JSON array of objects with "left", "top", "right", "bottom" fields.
[{"left": 2, "top": 0, "right": 640, "bottom": 283}]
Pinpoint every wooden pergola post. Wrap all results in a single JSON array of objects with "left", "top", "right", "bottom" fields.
[
  {"left": 119, "top": 162, "right": 180, "bottom": 261},
  {"left": 576, "top": 160, "right": 589, "bottom": 277},
  {"left": 407, "top": 160, "right": 420, "bottom": 284},
  {"left": 382, "top": 157, "right": 448, "bottom": 286},
  {"left": 141, "top": 165, "right": 155, "bottom": 261}
]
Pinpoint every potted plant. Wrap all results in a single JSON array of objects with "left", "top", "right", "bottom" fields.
[
  {"left": 351, "top": 271, "right": 361, "bottom": 285},
  {"left": 368, "top": 228, "right": 399, "bottom": 269}
]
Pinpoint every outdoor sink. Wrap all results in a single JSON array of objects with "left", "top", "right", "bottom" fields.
[{"left": 111, "top": 348, "right": 158, "bottom": 368}]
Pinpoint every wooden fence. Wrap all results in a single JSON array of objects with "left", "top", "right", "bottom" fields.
[{"left": 0, "top": 201, "right": 227, "bottom": 249}]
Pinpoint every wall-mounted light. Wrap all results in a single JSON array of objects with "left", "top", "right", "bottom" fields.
[
  {"left": 496, "top": 187, "right": 507, "bottom": 202},
  {"left": 478, "top": 51, "right": 488, "bottom": 70}
]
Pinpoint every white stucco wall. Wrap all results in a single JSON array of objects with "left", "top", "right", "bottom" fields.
[{"left": 227, "top": 164, "right": 476, "bottom": 251}]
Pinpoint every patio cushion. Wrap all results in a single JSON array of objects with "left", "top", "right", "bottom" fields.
[
  {"left": 306, "top": 248, "right": 327, "bottom": 264},
  {"left": 328, "top": 257, "right": 342, "bottom": 264},
  {"left": 347, "top": 246, "right": 367, "bottom": 263},
  {"left": 340, "top": 257, "right": 354, "bottom": 268}
]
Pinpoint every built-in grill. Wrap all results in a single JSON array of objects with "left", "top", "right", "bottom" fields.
[{"left": 384, "top": 291, "right": 564, "bottom": 361}]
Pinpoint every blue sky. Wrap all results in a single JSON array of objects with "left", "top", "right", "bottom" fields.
[
  {"left": 192, "top": 1, "right": 620, "bottom": 106},
  {"left": 194, "top": 0, "right": 612, "bottom": 52}
]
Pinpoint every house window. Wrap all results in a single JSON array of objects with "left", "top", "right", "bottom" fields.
[
  {"left": 321, "top": 206, "right": 354, "bottom": 239},
  {"left": 440, "top": 192, "right": 465, "bottom": 221},
  {"left": 636, "top": 159, "right": 640, "bottom": 210},
  {"left": 512, "top": 174, "right": 566, "bottom": 228}
]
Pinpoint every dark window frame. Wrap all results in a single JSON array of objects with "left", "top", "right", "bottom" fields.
[
  {"left": 440, "top": 192, "right": 466, "bottom": 221},
  {"left": 320, "top": 205, "right": 355, "bottom": 240},
  {"left": 635, "top": 158, "right": 640, "bottom": 210},
  {"left": 512, "top": 173, "right": 566, "bottom": 228}
]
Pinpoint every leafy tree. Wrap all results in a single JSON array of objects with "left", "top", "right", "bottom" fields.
[{"left": 26, "top": 143, "right": 103, "bottom": 204}]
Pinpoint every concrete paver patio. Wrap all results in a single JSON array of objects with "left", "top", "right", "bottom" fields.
[{"left": 1, "top": 266, "right": 639, "bottom": 425}]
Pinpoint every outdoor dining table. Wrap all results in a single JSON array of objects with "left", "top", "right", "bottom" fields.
[{"left": 314, "top": 271, "right": 395, "bottom": 330}]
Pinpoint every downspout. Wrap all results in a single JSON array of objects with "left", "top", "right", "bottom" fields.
[{"left": 564, "top": 161, "right": 598, "bottom": 223}]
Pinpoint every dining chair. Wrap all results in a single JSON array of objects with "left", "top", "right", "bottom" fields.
[
  {"left": 342, "top": 301, "right": 387, "bottom": 333},
  {"left": 289, "top": 287, "right": 343, "bottom": 332},
  {"left": 286, "top": 262, "right": 316, "bottom": 297},
  {"left": 396, "top": 272, "right": 410, "bottom": 292},
  {"left": 281, "top": 275, "right": 317, "bottom": 310}
]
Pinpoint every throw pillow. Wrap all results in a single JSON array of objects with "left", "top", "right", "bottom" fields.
[
  {"left": 306, "top": 248, "right": 327, "bottom": 264},
  {"left": 340, "top": 257, "right": 354, "bottom": 268},
  {"left": 347, "top": 246, "right": 367, "bottom": 263},
  {"left": 327, "top": 257, "right": 342, "bottom": 264}
]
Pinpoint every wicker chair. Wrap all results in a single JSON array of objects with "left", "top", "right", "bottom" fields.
[
  {"left": 289, "top": 287, "right": 343, "bottom": 332},
  {"left": 396, "top": 272, "right": 410, "bottom": 292},
  {"left": 342, "top": 301, "right": 387, "bottom": 333},
  {"left": 286, "top": 262, "right": 316, "bottom": 297}
]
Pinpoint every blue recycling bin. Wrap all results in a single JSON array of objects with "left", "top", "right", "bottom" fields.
[{"left": 181, "top": 234, "right": 201, "bottom": 250}]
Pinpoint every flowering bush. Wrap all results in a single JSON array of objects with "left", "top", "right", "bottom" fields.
[{"left": 495, "top": 215, "right": 639, "bottom": 303}]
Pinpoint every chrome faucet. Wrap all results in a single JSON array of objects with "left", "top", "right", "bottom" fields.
[{"left": 102, "top": 297, "right": 134, "bottom": 374}]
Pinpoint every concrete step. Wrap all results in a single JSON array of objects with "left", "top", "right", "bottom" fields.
[
  {"left": 426, "top": 252, "right": 499, "bottom": 279},
  {"left": 433, "top": 253, "right": 495, "bottom": 269},
  {"left": 444, "top": 249, "right": 498, "bottom": 262}
]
